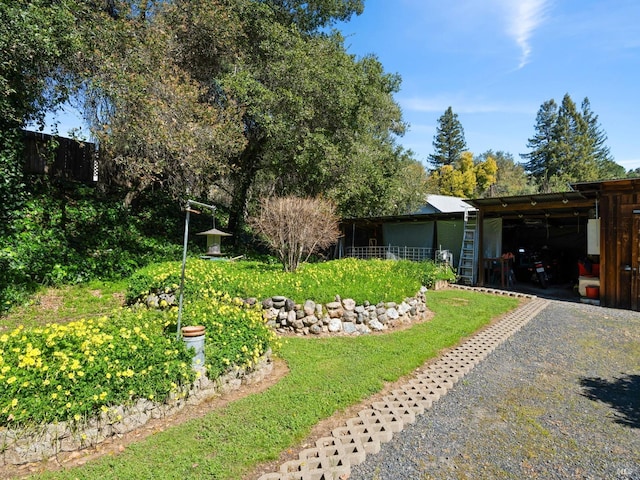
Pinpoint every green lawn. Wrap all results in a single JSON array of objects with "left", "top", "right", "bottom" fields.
[
  {"left": 33, "top": 289, "right": 519, "bottom": 480},
  {"left": 1, "top": 279, "right": 127, "bottom": 331}
]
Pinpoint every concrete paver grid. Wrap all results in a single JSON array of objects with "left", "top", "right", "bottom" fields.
[{"left": 257, "top": 294, "right": 549, "bottom": 480}]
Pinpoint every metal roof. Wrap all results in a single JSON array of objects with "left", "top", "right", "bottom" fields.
[{"left": 414, "top": 194, "right": 474, "bottom": 214}]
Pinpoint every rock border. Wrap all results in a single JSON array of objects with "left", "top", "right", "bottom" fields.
[
  {"left": 0, "top": 353, "right": 273, "bottom": 466},
  {"left": 258, "top": 286, "right": 429, "bottom": 336}
]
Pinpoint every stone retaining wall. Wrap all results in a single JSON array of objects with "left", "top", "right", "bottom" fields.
[
  {"left": 0, "top": 354, "right": 273, "bottom": 466},
  {"left": 259, "top": 286, "right": 429, "bottom": 335}
]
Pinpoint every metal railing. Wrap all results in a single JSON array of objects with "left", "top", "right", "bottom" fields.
[{"left": 345, "top": 246, "right": 434, "bottom": 262}]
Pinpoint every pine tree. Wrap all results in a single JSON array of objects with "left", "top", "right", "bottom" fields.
[
  {"left": 429, "top": 106, "right": 467, "bottom": 169},
  {"left": 520, "top": 99, "right": 558, "bottom": 190},
  {"left": 522, "top": 94, "right": 623, "bottom": 191},
  {"left": 581, "top": 98, "right": 625, "bottom": 179}
]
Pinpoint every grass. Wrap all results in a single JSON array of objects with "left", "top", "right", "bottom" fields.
[
  {"left": 0, "top": 279, "right": 127, "bottom": 331},
  {"left": 32, "top": 289, "right": 520, "bottom": 480}
]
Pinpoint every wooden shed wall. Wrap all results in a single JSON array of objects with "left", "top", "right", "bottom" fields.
[{"left": 600, "top": 182, "right": 640, "bottom": 310}]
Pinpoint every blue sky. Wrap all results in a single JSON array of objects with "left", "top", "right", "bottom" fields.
[{"left": 336, "top": 0, "right": 640, "bottom": 170}]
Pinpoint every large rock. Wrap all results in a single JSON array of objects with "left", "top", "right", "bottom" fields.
[
  {"left": 342, "top": 310, "right": 355, "bottom": 322},
  {"left": 304, "top": 315, "right": 319, "bottom": 326},
  {"left": 328, "top": 318, "right": 342, "bottom": 332},
  {"left": 303, "top": 300, "right": 316, "bottom": 316},
  {"left": 342, "top": 298, "right": 356, "bottom": 311},
  {"left": 387, "top": 307, "right": 400, "bottom": 320},
  {"left": 342, "top": 322, "right": 357, "bottom": 334},
  {"left": 356, "top": 324, "right": 371, "bottom": 334},
  {"left": 368, "top": 319, "right": 385, "bottom": 331},
  {"left": 397, "top": 302, "right": 411, "bottom": 315},
  {"left": 309, "top": 324, "right": 323, "bottom": 335}
]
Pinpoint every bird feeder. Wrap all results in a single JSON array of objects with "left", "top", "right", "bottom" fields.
[{"left": 197, "top": 227, "right": 232, "bottom": 257}]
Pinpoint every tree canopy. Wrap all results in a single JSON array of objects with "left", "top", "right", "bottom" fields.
[
  {"left": 27, "top": 0, "right": 425, "bottom": 235},
  {"left": 0, "top": 0, "right": 81, "bottom": 233}
]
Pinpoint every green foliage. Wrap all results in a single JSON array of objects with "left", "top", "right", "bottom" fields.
[
  {"left": 33, "top": 289, "right": 518, "bottom": 479},
  {"left": 426, "top": 151, "right": 500, "bottom": 198},
  {"left": 127, "top": 258, "right": 455, "bottom": 307},
  {"left": 0, "top": 129, "right": 27, "bottom": 235},
  {"left": 0, "top": 309, "right": 195, "bottom": 427},
  {"left": 0, "top": 185, "right": 183, "bottom": 314},
  {"left": 476, "top": 150, "right": 537, "bottom": 197},
  {"left": 177, "top": 293, "right": 278, "bottom": 380}
]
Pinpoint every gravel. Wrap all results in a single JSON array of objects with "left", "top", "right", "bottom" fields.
[{"left": 349, "top": 300, "right": 640, "bottom": 480}]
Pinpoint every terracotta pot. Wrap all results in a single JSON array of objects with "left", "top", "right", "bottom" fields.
[{"left": 181, "top": 325, "right": 206, "bottom": 337}]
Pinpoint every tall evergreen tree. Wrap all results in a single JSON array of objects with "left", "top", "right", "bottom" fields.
[
  {"left": 428, "top": 106, "right": 467, "bottom": 169},
  {"left": 581, "top": 98, "right": 625, "bottom": 179},
  {"left": 522, "top": 94, "right": 623, "bottom": 191},
  {"left": 520, "top": 99, "right": 558, "bottom": 190}
]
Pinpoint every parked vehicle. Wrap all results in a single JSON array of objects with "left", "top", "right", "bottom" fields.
[
  {"left": 531, "top": 255, "right": 548, "bottom": 288},
  {"left": 516, "top": 248, "right": 549, "bottom": 288}
]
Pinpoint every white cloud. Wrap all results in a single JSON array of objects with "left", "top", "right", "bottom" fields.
[
  {"left": 503, "top": 0, "right": 549, "bottom": 68},
  {"left": 400, "top": 96, "right": 535, "bottom": 115}
]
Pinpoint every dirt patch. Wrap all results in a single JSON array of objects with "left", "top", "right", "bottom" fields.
[{"left": 34, "top": 289, "right": 64, "bottom": 312}]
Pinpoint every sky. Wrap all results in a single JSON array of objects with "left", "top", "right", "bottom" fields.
[
  {"left": 334, "top": 0, "right": 640, "bottom": 170},
  {"left": 43, "top": 0, "right": 640, "bottom": 171}
]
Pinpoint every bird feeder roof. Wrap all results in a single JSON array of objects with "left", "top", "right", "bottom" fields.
[{"left": 196, "top": 228, "right": 232, "bottom": 237}]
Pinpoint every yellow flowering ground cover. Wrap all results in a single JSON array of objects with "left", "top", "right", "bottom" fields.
[
  {"left": 127, "top": 257, "right": 455, "bottom": 305},
  {"left": 0, "top": 310, "right": 195, "bottom": 427},
  {"left": 1, "top": 258, "right": 449, "bottom": 429}
]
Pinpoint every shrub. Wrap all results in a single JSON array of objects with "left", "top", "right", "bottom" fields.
[
  {"left": 248, "top": 196, "right": 340, "bottom": 272},
  {"left": 0, "top": 185, "right": 183, "bottom": 313}
]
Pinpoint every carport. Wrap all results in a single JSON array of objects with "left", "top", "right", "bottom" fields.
[
  {"left": 470, "top": 178, "right": 640, "bottom": 311},
  {"left": 469, "top": 190, "right": 600, "bottom": 300}
]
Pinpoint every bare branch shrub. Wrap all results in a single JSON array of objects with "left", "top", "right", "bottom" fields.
[{"left": 249, "top": 196, "right": 341, "bottom": 272}]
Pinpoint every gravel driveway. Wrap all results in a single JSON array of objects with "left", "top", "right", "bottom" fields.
[{"left": 350, "top": 300, "right": 640, "bottom": 480}]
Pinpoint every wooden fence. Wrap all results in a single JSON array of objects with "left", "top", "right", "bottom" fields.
[{"left": 22, "top": 130, "right": 97, "bottom": 184}]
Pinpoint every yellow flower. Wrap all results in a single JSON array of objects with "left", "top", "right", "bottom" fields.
[
  {"left": 6, "top": 376, "right": 16, "bottom": 385},
  {"left": 11, "top": 398, "right": 18, "bottom": 408}
]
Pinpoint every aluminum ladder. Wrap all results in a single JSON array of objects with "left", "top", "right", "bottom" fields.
[{"left": 457, "top": 209, "right": 478, "bottom": 285}]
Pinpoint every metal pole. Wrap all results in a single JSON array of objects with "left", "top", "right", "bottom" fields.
[
  {"left": 176, "top": 206, "right": 191, "bottom": 340},
  {"left": 176, "top": 200, "right": 217, "bottom": 340}
]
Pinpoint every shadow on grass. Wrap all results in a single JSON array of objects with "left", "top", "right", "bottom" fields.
[{"left": 579, "top": 374, "right": 640, "bottom": 428}]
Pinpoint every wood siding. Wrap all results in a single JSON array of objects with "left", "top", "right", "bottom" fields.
[{"left": 600, "top": 184, "right": 640, "bottom": 310}]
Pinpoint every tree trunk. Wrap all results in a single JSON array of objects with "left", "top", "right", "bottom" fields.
[{"left": 227, "top": 141, "right": 264, "bottom": 245}]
